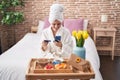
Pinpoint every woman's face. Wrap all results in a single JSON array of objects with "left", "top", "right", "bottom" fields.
[{"left": 51, "top": 20, "right": 62, "bottom": 32}]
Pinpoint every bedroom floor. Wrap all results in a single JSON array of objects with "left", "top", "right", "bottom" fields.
[{"left": 99, "top": 55, "right": 120, "bottom": 80}]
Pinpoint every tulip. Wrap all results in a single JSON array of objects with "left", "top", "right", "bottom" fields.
[
  {"left": 72, "top": 30, "right": 89, "bottom": 47},
  {"left": 72, "top": 30, "right": 77, "bottom": 37}
]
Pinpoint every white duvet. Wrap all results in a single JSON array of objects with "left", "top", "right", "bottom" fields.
[{"left": 0, "top": 33, "right": 103, "bottom": 80}]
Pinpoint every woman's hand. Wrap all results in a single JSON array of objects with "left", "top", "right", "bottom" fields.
[
  {"left": 54, "top": 41, "right": 62, "bottom": 48},
  {"left": 41, "top": 41, "right": 48, "bottom": 51}
]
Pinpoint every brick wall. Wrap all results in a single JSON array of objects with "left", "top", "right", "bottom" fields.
[{"left": 0, "top": 0, "right": 120, "bottom": 55}]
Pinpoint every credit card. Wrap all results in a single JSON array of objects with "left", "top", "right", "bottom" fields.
[{"left": 44, "top": 40, "right": 51, "bottom": 42}]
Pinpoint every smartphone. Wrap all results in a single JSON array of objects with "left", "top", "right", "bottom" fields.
[
  {"left": 55, "top": 36, "right": 61, "bottom": 42},
  {"left": 44, "top": 40, "right": 51, "bottom": 42}
]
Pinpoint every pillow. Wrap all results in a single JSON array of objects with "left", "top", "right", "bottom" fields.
[
  {"left": 37, "top": 20, "right": 44, "bottom": 34},
  {"left": 64, "top": 19, "right": 84, "bottom": 34},
  {"left": 43, "top": 17, "right": 50, "bottom": 29},
  {"left": 38, "top": 18, "right": 86, "bottom": 34},
  {"left": 83, "top": 19, "right": 88, "bottom": 30}
]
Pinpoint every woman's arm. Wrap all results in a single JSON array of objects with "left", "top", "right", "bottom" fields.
[{"left": 39, "top": 31, "right": 51, "bottom": 53}]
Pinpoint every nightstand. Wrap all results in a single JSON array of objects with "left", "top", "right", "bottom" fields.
[
  {"left": 31, "top": 26, "right": 38, "bottom": 33},
  {"left": 93, "top": 27, "right": 117, "bottom": 60}
]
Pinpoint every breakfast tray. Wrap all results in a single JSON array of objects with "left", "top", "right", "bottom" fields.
[{"left": 26, "top": 58, "right": 95, "bottom": 80}]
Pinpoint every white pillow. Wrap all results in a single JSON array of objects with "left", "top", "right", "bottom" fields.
[
  {"left": 83, "top": 19, "right": 88, "bottom": 30},
  {"left": 37, "top": 20, "right": 44, "bottom": 34}
]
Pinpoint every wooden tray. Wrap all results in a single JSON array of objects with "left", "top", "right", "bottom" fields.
[
  {"left": 33, "top": 58, "right": 73, "bottom": 73},
  {"left": 26, "top": 58, "right": 95, "bottom": 80}
]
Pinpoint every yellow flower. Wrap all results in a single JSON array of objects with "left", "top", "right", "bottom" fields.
[
  {"left": 78, "top": 30, "right": 83, "bottom": 34},
  {"left": 72, "top": 30, "right": 77, "bottom": 37},
  {"left": 76, "top": 58, "right": 81, "bottom": 63},
  {"left": 76, "top": 32, "right": 81, "bottom": 40},
  {"left": 72, "top": 30, "right": 89, "bottom": 47},
  {"left": 83, "top": 31, "right": 89, "bottom": 39}
]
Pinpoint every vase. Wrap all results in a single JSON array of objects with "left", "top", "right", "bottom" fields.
[{"left": 73, "top": 46, "right": 86, "bottom": 59}]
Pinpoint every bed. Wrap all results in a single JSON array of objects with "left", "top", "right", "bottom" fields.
[{"left": 0, "top": 19, "right": 103, "bottom": 80}]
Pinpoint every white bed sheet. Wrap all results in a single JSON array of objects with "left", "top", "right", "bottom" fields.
[{"left": 0, "top": 33, "right": 103, "bottom": 80}]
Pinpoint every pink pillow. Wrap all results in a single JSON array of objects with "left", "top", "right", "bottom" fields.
[
  {"left": 43, "top": 17, "right": 50, "bottom": 29},
  {"left": 64, "top": 19, "right": 84, "bottom": 34},
  {"left": 43, "top": 17, "right": 64, "bottom": 29}
]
